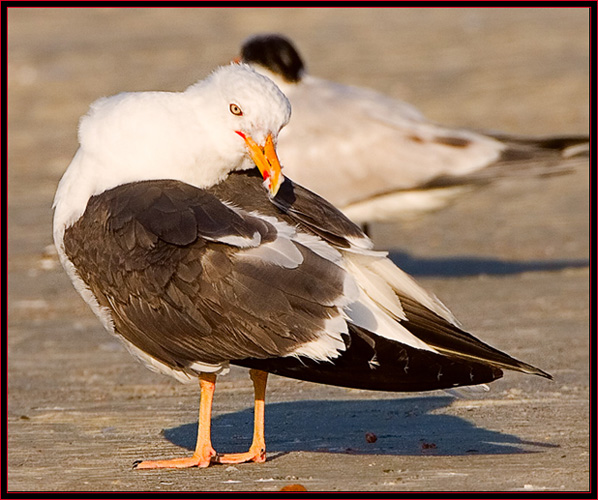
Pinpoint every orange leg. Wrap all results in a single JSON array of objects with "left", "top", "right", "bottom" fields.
[
  {"left": 213, "top": 369, "right": 268, "bottom": 465},
  {"left": 134, "top": 372, "right": 218, "bottom": 469}
]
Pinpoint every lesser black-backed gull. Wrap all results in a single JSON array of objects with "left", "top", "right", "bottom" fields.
[{"left": 53, "top": 63, "right": 551, "bottom": 469}]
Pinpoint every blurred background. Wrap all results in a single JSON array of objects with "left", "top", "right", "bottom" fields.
[{"left": 7, "top": 7, "right": 589, "bottom": 492}]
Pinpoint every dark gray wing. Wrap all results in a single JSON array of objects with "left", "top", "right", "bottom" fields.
[
  {"left": 208, "top": 169, "right": 369, "bottom": 249},
  {"left": 63, "top": 179, "right": 349, "bottom": 375},
  {"left": 214, "top": 171, "right": 552, "bottom": 382}
]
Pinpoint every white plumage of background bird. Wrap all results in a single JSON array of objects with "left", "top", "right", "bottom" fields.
[{"left": 239, "top": 34, "right": 588, "bottom": 225}]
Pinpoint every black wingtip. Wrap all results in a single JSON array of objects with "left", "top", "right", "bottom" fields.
[
  {"left": 235, "top": 327, "right": 506, "bottom": 393},
  {"left": 500, "top": 357, "right": 552, "bottom": 380},
  {"left": 531, "top": 366, "right": 553, "bottom": 380}
]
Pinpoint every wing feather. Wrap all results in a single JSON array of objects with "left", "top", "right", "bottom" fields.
[{"left": 63, "top": 179, "right": 353, "bottom": 376}]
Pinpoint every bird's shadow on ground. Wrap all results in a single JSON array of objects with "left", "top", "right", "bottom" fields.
[
  {"left": 388, "top": 250, "right": 588, "bottom": 278},
  {"left": 164, "top": 396, "right": 557, "bottom": 459}
]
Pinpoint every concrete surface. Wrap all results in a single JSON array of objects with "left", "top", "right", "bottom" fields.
[{"left": 6, "top": 7, "right": 589, "bottom": 493}]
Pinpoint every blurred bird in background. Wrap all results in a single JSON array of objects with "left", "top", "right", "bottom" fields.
[{"left": 239, "top": 34, "right": 588, "bottom": 227}]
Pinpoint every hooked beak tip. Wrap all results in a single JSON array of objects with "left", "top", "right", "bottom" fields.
[
  {"left": 238, "top": 131, "right": 284, "bottom": 197},
  {"left": 266, "top": 173, "right": 283, "bottom": 197}
]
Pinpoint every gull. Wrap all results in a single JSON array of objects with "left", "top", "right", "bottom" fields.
[
  {"left": 240, "top": 33, "right": 588, "bottom": 225},
  {"left": 53, "top": 63, "right": 550, "bottom": 469}
]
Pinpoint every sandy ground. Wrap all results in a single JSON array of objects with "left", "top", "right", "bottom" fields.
[{"left": 7, "top": 7, "right": 589, "bottom": 493}]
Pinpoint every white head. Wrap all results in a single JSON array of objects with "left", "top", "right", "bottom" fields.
[
  {"left": 190, "top": 63, "right": 291, "bottom": 148},
  {"left": 53, "top": 63, "right": 292, "bottom": 233},
  {"left": 186, "top": 63, "right": 291, "bottom": 194}
]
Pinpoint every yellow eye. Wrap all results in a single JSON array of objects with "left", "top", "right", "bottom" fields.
[{"left": 229, "top": 103, "right": 243, "bottom": 116}]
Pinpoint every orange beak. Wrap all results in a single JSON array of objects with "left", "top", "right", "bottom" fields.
[{"left": 236, "top": 131, "right": 284, "bottom": 197}]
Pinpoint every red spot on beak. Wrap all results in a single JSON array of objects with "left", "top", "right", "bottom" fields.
[{"left": 235, "top": 130, "right": 246, "bottom": 140}]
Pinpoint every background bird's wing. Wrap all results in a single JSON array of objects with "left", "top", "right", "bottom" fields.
[{"left": 279, "top": 77, "right": 586, "bottom": 216}]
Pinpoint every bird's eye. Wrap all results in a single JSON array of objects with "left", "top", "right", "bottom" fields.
[{"left": 229, "top": 103, "right": 243, "bottom": 116}]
